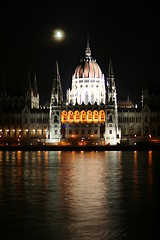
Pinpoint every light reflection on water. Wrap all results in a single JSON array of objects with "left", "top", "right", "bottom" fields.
[{"left": 0, "top": 151, "right": 160, "bottom": 240}]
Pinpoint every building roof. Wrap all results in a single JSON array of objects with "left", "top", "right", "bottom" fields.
[
  {"left": 118, "top": 100, "right": 134, "bottom": 108},
  {"left": 73, "top": 39, "right": 103, "bottom": 79}
]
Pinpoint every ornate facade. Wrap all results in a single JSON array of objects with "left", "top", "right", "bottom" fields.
[{"left": 0, "top": 41, "right": 160, "bottom": 146}]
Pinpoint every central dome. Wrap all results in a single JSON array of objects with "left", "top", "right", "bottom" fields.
[
  {"left": 74, "top": 58, "right": 103, "bottom": 79},
  {"left": 73, "top": 40, "right": 103, "bottom": 79},
  {"left": 66, "top": 40, "right": 106, "bottom": 105}
]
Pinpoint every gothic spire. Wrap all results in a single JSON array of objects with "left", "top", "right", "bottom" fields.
[
  {"left": 55, "top": 60, "right": 60, "bottom": 77},
  {"left": 51, "top": 61, "right": 63, "bottom": 106},
  {"left": 108, "top": 58, "right": 114, "bottom": 77},
  {"left": 107, "top": 58, "right": 115, "bottom": 91},
  {"left": 85, "top": 35, "right": 91, "bottom": 58},
  {"left": 34, "top": 73, "right": 38, "bottom": 95}
]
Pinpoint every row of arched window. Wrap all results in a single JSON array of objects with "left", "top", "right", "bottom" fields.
[{"left": 61, "top": 110, "right": 105, "bottom": 123}]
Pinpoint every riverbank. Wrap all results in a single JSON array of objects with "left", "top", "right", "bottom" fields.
[{"left": 0, "top": 143, "right": 160, "bottom": 151}]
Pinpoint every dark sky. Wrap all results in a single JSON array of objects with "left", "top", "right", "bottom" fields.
[{"left": 0, "top": 1, "right": 159, "bottom": 105}]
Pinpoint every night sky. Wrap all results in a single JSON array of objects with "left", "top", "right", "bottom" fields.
[{"left": 0, "top": 1, "right": 159, "bottom": 106}]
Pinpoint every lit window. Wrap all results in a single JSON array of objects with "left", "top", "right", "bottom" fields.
[
  {"left": 74, "top": 111, "right": 80, "bottom": 123},
  {"left": 87, "top": 110, "right": 92, "bottom": 123},
  {"left": 68, "top": 111, "right": 74, "bottom": 123},
  {"left": 61, "top": 111, "right": 67, "bottom": 123},
  {"left": 93, "top": 110, "right": 99, "bottom": 123},
  {"left": 81, "top": 111, "right": 86, "bottom": 123}
]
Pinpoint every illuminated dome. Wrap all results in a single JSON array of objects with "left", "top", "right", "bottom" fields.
[
  {"left": 74, "top": 40, "right": 103, "bottom": 79},
  {"left": 74, "top": 59, "right": 103, "bottom": 79},
  {"left": 66, "top": 40, "right": 106, "bottom": 105}
]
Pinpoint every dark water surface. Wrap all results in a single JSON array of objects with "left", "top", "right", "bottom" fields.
[{"left": 0, "top": 151, "right": 160, "bottom": 240}]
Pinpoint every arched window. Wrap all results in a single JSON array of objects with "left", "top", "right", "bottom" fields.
[
  {"left": 145, "top": 116, "right": 148, "bottom": 123},
  {"left": 91, "top": 93, "right": 94, "bottom": 104},
  {"left": 109, "top": 115, "right": 112, "bottom": 122},
  {"left": 87, "top": 110, "right": 92, "bottom": 123},
  {"left": 68, "top": 111, "right": 74, "bottom": 123},
  {"left": 93, "top": 110, "right": 99, "bottom": 123},
  {"left": 80, "top": 110, "right": 86, "bottom": 123},
  {"left": 79, "top": 94, "right": 81, "bottom": 104},
  {"left": 85, "top": 92, "right": 88, "bottom": 105},
  {"left": 99, "top": 110, "right": 105, "bottom": 123},
  {"left": 74, "top": 110, "right": 80, "bottom": 123},
  {"left": 54, "top": 116, "right": 58, "bottom": 123},
  {"left": 61, "top": 111, "right": 67, "bottom": 123}
]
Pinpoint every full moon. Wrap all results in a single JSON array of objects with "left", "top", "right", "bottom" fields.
[
  {"left": 56, "top": 31, "right": 62, "bottom": 38},
  {"left": 53, "top": 29, "right": 65, "bottom": 41}
]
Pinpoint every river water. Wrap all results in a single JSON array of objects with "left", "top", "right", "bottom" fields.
[{"left": 0, "top": 150, "right": 160, "bottom": 240}]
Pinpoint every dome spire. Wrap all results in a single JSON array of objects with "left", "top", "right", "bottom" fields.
[{"left": 85, "top": 35, "right": 91, "bottom": 58}]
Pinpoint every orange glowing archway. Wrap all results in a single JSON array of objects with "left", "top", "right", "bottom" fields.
[
  {"left": 74, "top": 110, "right": 80, "bottom": 123},
  {"left": 87, "top": 110, "right": 92, "bottom": 123},
  {"left": 68, "top": 110, "right": 74, "bottom": 123},
  {"left": 80, "top": 110, "right": 86, "bottom": 123},
  {"left": 93, "top": 110, "right": 99, "bottom": 123},
  {"left": 99, "top": 110, "right": 105, "bottom": 123},
  {"left": 61, "top": 110, "right": 68, "bottom": 123}
]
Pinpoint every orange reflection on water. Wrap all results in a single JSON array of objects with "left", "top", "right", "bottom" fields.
[
  {"left": 0, "top": 151, "right": 3, "bottom": 189},
  {"left": 15, "top": 151, "right": 23, "bottom": 201},
  {"left": 134, "top": 151, "right": 138, "bottom": 168},
  {"left": 148, "top": 151, "right": 153, "bottom": 189},
  {"left": 148, "top": 151, "right": 152, "bottom": 165},
  {"left": 133, "top": 151, "right": 139, "bottom": 197},
  {"left": 58, "top": 151, "right": 108, "bottom": 234}
]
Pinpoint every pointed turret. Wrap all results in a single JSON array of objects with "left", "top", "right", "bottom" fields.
[
  {"left": 49, "top": 61, "right": 63, "bottom": 142},
  {"left": 85, "top": 36, "right": 91, "bottom": 59},
  {"left": 106, "top": 59, "right": 116, "bottom": 104},
  {"left": 108, "top": 58, "right": 114, "bottom": 77},
  {"left": 55, "top": 60, "right": 60, "bottom": 76},
  {"left": 107, "top": 58, "right": 115, "bottom": 91},
  {"left": 104, "top": 59, "right": 121, "bottom": 145},
  {"left": 25, "top": 71, "right": 39, "bottom": 109},
  {"left": 50, "top": 61, "right": 63, "bottom": 106},
  {"left": 34, "top": 73, "right": 38, "bottom": 96}
]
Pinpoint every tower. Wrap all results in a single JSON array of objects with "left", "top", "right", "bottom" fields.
[
  {"left": 25, "top": 72, "right": 39, "bottom": 109},
  {"left": 104, "top": 59, "right": 121, "bottom": 145},
  {"left": 49, "top": 61, "right": 63, "bottom": 142}
]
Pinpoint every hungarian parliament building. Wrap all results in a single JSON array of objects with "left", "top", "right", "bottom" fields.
[{"left": 0, "top": 41, "right": 160, "bottom": 145}]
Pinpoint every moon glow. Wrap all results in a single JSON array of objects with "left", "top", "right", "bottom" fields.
[{"left": 53, "top": 29, "right": 65, "bottom": 41}]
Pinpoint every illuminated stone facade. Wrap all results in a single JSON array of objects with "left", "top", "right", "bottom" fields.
[
  {"left": 0, "top": 41, "right": 160, "bottom": 145},
  {"left": 63, "top": 41, "right": 121, "bottom": 144}
]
